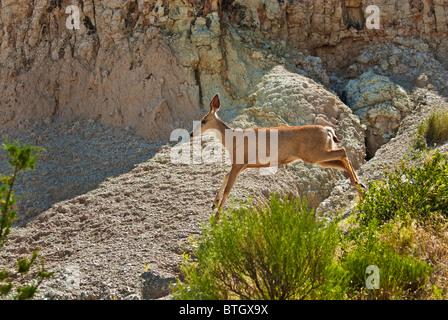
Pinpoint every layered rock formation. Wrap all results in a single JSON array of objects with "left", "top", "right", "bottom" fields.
[
  {"left": 1, "top": 0, "right": 448, "bottom": 140},
  {"left": 0, "top": 0, "right": 202, "bottom": 140}
]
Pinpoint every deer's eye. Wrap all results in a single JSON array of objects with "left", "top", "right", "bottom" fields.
[{"left": 201, "top": 120, "right": 206, "bottom": 124}]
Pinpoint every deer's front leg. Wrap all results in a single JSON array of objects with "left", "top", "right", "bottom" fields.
[
  {"left": 215, "top": 164, "right": 246, "bottom": 221},
  {"left": 212, "top": 171, "right": 230, "bottom": 209}
]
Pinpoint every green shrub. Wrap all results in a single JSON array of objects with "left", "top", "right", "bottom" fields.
[
  {"left": 0, "top": 139, "right": 53, "bottom": 300},
  {"left": 341, "top": 217, "right": 433, "bottom": 299},
  {"left": 417, "top": 111, "right": 448, "bottom": 148},
  {"left": 1, "top": 140, "right": 43, "bottom": 246},
  {"left": 173, "top": 193, "right": 348, "bottom": 300},
  {"left": 355, "top": 152, "right": 448, "bottom": 228}
]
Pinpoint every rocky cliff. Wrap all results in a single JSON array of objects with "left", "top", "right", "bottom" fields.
[{"left": 1, "top": 0, "right": 448, "bottom": 141}]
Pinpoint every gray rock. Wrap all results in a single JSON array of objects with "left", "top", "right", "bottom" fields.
[{"left": 342, "top": 71, "right": 412, "bottom": 158}]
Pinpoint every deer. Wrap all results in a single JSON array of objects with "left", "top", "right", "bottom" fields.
[{"left": 190, "top": 94, "right": 365, "bottom": 221}]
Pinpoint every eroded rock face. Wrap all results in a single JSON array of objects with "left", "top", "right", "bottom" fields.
[
  {"left": 341, "top": 38, "right": 448, "bottom": 95},
  {"left": 0, "top": 1, "right": 205, "bottom": 140},
  {"left": 342, "top": 71, "right": 412, "bottom": 158},
  {"left": 1, "top": 0, "right": 448, "bottom": 140}
]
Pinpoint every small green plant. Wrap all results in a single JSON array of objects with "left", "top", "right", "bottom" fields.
[
  {"left": 355, "top": 152, "right": 448, "bottom": 228},
  {"left": 413, "top": 134, "right": 428, "bottom": 151},
  {"left": 0, "top": 139, "right": 53, "bottom": 300},
  {"left": 342, "top": 238, "right": 433, "bottom": 299},
  {"left": 416, "top": 111, "right": 448, "bottom": 149},
  {"left": 1, "top": 140, "right": 43, "bottom": 245},
  {"left": 173, "top": 193, "right": 348, "bottom": 300}
]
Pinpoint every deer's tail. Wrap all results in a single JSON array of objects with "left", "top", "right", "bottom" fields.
[{"left": 328, "top": 127, "right": 341, "bottom": 143}]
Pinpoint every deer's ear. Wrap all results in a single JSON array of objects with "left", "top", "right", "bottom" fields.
[{"left": 210, "top": 94, "right": 220, "bottom": 113}]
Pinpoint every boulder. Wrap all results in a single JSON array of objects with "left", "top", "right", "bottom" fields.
[{"left": 342, "top": 71, "right": 412, "bottom": 158}]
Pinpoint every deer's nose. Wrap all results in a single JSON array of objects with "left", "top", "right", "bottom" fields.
[{"left": 190, "top": 124, "right": 202, "bottom": 138}]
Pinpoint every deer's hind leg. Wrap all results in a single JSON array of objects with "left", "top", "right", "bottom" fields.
[
  {"left": 315, "top": 152, "right": 365, "bottom": 200},
  {"left": 317, "top": 159, "right": 360, "bottom": 186}
]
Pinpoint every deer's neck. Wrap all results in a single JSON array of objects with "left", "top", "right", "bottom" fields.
[{"left": 215, "top": 118, "right": 233, "bottom": 149}]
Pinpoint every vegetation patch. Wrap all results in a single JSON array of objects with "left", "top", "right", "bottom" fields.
[
  {"left": 173, "top": 151, "right": 448, "bottom": 300},
  {"left": 355, "top": 151, "right": 448, "bottom": 227},
  {"left": 416, "top": 111, "right": 448, "bottom": 150},
  {"left": 1, "top": 139, "right": 53, "bottom": 300},
  {"left": 173, "top": 194, "right": 347, "bottom": 300}
]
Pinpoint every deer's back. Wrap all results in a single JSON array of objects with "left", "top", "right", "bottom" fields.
[{"left": 230, "top": 125, "right": 334, "bottom": 166}]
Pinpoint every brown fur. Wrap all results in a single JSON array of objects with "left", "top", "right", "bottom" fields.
[{"left": 193, "top": 94, "right": 364, "bottom": 220}]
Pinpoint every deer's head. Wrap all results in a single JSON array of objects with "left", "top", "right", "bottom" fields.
[{"left": 190, "top": 94, "right": 222, "bottom": 137}]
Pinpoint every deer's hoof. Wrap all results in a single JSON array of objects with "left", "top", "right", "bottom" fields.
[
  {"left": 356, "top": 182, "right": 366, "bottom": 189},
  {"left": 212, "top": 204, "right": 216, "bottom": 210}
]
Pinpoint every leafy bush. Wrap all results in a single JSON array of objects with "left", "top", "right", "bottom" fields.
[
  {"left": 173, "top": 194, "right": 348, "bottom": 300},
  {"left": 355, "top": 152, "right": 448, "bottom": 228},
  {"left": 0, "top": 139, "right": 53, "bottom": 300}
]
